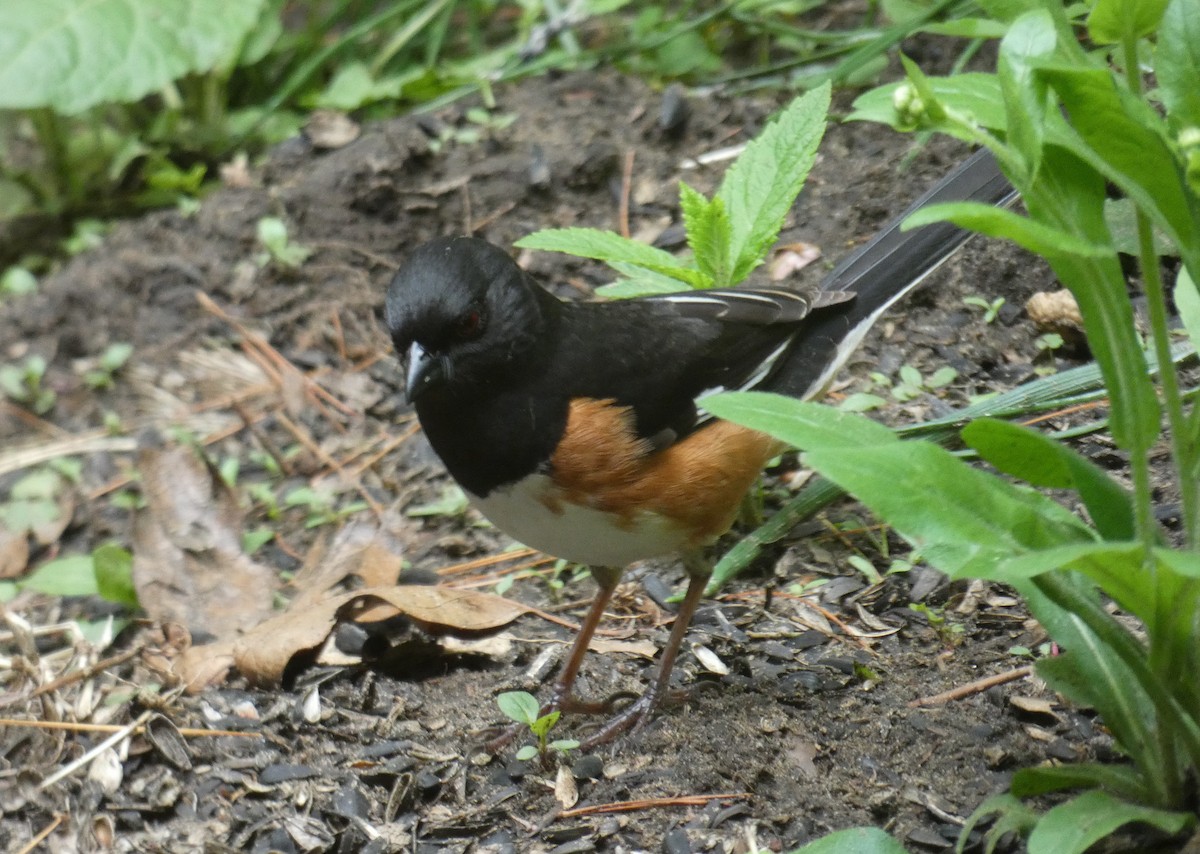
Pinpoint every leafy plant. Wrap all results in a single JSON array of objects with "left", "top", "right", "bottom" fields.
[
  {"left": 963, "top": 294, "right": 1005, "bottom": 322},
  {"left": 703, "top": 0, "right": 1200, "bottom": 847},
  {"left": 0, "top": 355, "right": 56, "bottom": 414},
  {"left": 515, "top": 83, "right": 832, "bottom": 297},
  {"left": 496, "top": 690, "right": 579, "bottom": 762},
  {"left": 255, "top": 217, "right": 312, "bottom": 270},
  {"left": 83, "top": 342, "right": 134, "bottom": 390},
  {"left": 283, "top": 486, "right": 366, "bottom": 529}
]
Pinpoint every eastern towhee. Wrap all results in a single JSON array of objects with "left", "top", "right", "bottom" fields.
[{"left": 385, "top": 149, "right": 1015, "bottom": 746}]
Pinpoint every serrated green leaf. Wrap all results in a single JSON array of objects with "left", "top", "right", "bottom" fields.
[
  {"left": 903, "top": 202, "right": 1110, "bottom": 258},
  {"left": 717, "top": 84, "right": 830, "bottom": 284},
  {"left": 1026, "top": 791, "right": 1192, "bottom": 854},
  {"left": 0, "top": 0, "right": 267, "bottom": 114},
  {"left": 1157, "top": 0, "right": 1200, "bottom": 129},
  {"left": 515, "top": 228, "right": 706, "bottom": 287},
  {"left": 679, "top": 182, "right": 729, "bottom": 287}
]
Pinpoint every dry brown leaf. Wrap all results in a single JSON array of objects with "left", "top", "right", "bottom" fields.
[
  {"left": 234, "top": 585, "right": 529, "bottom": 685},
  {"left": 554, "top": 764, "right": 579, "bottom": 809},
  {"left": 132, "top": 434, "right": 278, "bottom": 638},
  {"left": 288, "top": 517, "right": 407, "bottom": 613},
  {"left": 769, "top": 242, "right": 821, "bottom": 281},
  {"left": 0, "top": 526, "right": 29, "bottom": 579},
  {"left": 588, "top": 637, "right": 656, "bottom": 658}
]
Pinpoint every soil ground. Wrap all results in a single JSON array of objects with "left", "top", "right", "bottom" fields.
[{"left": 0, "top": 70, "right": 1181, "bottom": 853}]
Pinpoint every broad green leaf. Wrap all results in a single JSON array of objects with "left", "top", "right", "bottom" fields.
[
  {"left": 785, "top": 826, "right": 909, "bottom": 854},
  {"left": 716, "top": 83, "right": 830, "bottom": 284},
  {"left": 496, "top": 691, "right": 539, "bottom": 726},
  {"left": 515, "top": 229, "right": 707, "bottom": 287},
  {"left": 997, "top": 9, "right": 1056, "bottom": 174},
  {"left": 918, "top": 18, "right": 1008, "bottom": 37},
  {"left": 93, "top": 544, "right": 138, "bottom": 608},
  {"left": 802, "top": 440, "right": 1093, "bottom": 576},
  {"left": 0, "top": 0, "right": 267, "bottom": 114},
  {"left": 1157, "top": 0, "right": 1200, "bottom": 129},
  {"left": 597, "top": 262, "right": 693, "bottom": 299},
  {"left": 903, "top": 203, "right": 1110, "bottom": 258},
  {"left": 1012, "top": 763, "right": 1153, "bottom": 801},
  {"left": 976, "top": 0, "right": 1045, "bottom": 21},
  {"left": 1026, "top": 791, "right": 1193, "bottom": 854},
  {"left": 1039, "top": 64, "right": 1200, "bottom": 274},
  {"left": 700, "top": 393, "right": 899, "bottom": 450},
  {"left": 21, "top": 554, "right": 98, "bottom": 597},
  {"left": 848, "top": 73, "right": 1007, "bottom": 137},
  {"left": 1021, "top": 146, "right": 1160, "bottom": 454},
  {"left": 963, "top": 419, "right": 1134, "bottom": 539},
  {"left": 1174, "top": 266, "right": 1200, "bottom": 355},
  {"left": 679, "top": 182, "right": 729, "bottom": 288},
  {"left": 1087, "top": 0, "right": 1169, "bottom": 44}
]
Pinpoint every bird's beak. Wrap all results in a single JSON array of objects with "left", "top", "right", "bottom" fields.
[{"left": 405, "top": 341, "right": 444, "bottom": 403}]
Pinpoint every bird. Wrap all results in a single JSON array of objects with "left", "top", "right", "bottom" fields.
[{"left": 384, "top": 149, "right": 1015, "bottom": 746}]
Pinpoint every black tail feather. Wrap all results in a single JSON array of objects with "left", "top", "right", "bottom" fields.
[{"left": 769, "top": 148, "right": 1017, "bottom": 399}]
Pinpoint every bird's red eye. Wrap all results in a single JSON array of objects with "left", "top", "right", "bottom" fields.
[{"left": 454, "top": 308, "right": 484, "bottom": 340}]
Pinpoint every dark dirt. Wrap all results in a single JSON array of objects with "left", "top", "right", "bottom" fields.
[{"left": 0, "top": 70, "right": 1171, "bottom": 853}]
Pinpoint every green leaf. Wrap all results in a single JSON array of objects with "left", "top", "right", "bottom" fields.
[
  {"left": 1027, "top": 791, "right": 1193, "bottom": 854},
  {"left": 496, "top": 691, "right": 540, "bottom": 726},
  {"left": 1039, "top": 64, "right": 1200, "bottom": 272},
  {"left": 679, "top": 182, "right": 728, "bottom": 288},
  {"left": 0, "top": 0, "right": 268, "bottom": 114},
  {"left": 784, "top": 826, "right": 909, "bottom": 854},
  {"left": 918, "top": 17, "right": 1008, "bottom": 37},
  {"left": 596, "top": 262, "right": 693, "bottom": 299},
  {"left": 21, "top": 554, "right": 98, "bottom": 597},
  {"left": 529, "top": 711, "right": 560, "bottom": 739},
  {"left": 716, "top": 83, "right": 830, "bottom": 284},
  {"left": 962, "top": 419, "right": 1134, "bottom": 540},
  {"left": 1012, "top": 762, "right": 1157, "bottom": 801},
  {"left": 1087, "top": 0, "right": 1169, "bottom": 44},
  {"left": 1157, "top": 0, "right": 1200, "bottom": 129},
  {"left": 1175, "top": 264, "right": 1200, "bottom": 356},
  {"left": 515, "top": 228, "right": 706, "bottom": 287},
  {"left": 848, "top": 74, "right": 1007, "bottom": 136},
  {"left": 93, "top": 544, "right": 138, "bottom": 608},
  {"left": 903, "top": 203, "right": 1110, "bottom": 258},
  {"left": 515, "top": 745, "right": 538, "bottom": 761},
  {"left": 700, "top": 393, "right": 899, "bottom": 450},
  {"left": 997, "top": 9, "right": 1056, "bottom": 175},
  {"left": 1, "top": 266, "right": 37, "bottom": 297}
]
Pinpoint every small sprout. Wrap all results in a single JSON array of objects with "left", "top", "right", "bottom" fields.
[
  {"left": 406, "top": 484, "right": 469, "bottom": 518},
  {"left": 497, "top": 691, "right": 579, "bottom": 762},
  {"left": 909, "top": 602, "right": 965, "bottom": 646},
  {"left": 242, "top": 527, "right": 275, "bottom": 554},
  {"left": 92, "top": 544, "right": 138, "bottom": 608},
  {"left": 284, "top": 486, "right": 366, "bottom": 528},
  {"left": 1034, "top": 332, "right": 1064, "bottom": 376},
  {"left": 1, "top": 266, "right": 37, "bottom": 297},
  {"left": 963, "top": 295, "right": 1005, "bottom": 323},
  {"left": 84, "top": 342, "right": 134, "bottom": 389},
  {"left": 63, "top": 219, "right": 108, "bottom": 256},
  {"left": 0, "top": 355, "right": 56, "bottom": 414},
  {"left": 847, "top": 554, "right": 883, "bottom": 585},
  {"left": 256, "top": 217, "right": 312, "bottom": 269}
]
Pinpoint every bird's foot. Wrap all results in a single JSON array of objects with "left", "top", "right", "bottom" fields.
[{"left": 577, "top": 683, "right": 690, "bottom": 749}]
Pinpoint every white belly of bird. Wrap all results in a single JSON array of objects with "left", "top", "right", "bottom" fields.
[{"left": 470, "top": 474, "right": 687, "bottom": 567}]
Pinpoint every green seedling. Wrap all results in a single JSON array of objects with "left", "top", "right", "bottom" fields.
[
  {"left": 1, "top": 266, "right": 37, "bottom": 298},
  {"left": 405, "top": 484, "right": 469, "bottom": 518},
  {"left": 1033, "top": 332, "right": 1064, "bottom": 376},
  {"left": 963, "top": 294, "right": 1005, "bottom": 323},
  {"left": 0, "top": 355, "right": 56, "bottom": 414},
  {"left": 496, "top": 691, "right": 580, "bottom": 762},
  {"left": 908, "top": 603, "right": 965, "bottom": 647},
  {"left": 84, "top": 342, "right": 134, "bottom": 390},
  {"left": 256, "top": 217, "right": 312, "bottom": 270},
  {"left": 283, "top": 486, "right": 366, "bottom": 528}
]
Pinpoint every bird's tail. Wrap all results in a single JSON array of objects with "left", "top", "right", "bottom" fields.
[{"left": 769, "top": 148, "right": 1017, "bottom": 399}]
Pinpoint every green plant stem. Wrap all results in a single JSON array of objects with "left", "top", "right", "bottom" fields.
[{"left": 28, "top": 108, "right": 75, "bottom": 211}]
